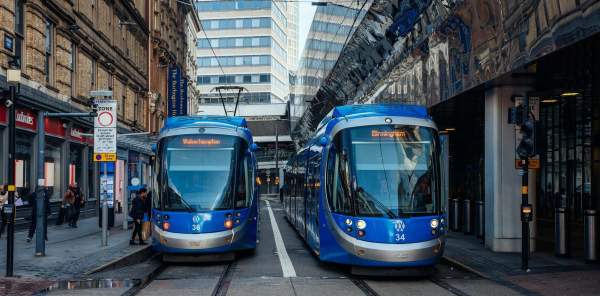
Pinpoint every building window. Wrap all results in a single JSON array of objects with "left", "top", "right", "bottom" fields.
[
  {"left": 14, "top": 0, "right": 25, "bottom": 68},
  {"left": 45, "top": 19, "right": 55, "bottom": 85},
  {"left": 70, "top": 43, "right": 77, "bottom": 97}
]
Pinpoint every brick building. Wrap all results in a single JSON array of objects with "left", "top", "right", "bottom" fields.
[
  {"left": 147, "top": 0, "right": 199, "bottom": 133},
  {"left": 0, "top": 0, "right": 197, "bottom": 225}
]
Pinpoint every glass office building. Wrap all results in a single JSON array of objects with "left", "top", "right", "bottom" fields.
[{"left": 195, "top": 0, "right": 291, "bottom": 105}]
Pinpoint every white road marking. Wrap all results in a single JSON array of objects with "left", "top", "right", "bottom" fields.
[{"left": 265, "top": 200, "right": 297, "bottom": 278}]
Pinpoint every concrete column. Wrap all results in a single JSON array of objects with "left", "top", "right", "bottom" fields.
[
  {"left": 61, "top": 137, "right": 69, "bottom": 201},
  {"left": 82, "top": 146, "right": 90, "bottom": 204},
  {"left": 1, "top": 127, "right": 7, "bottom": 182},
  {"left": 484, "top": 85, "right": 537, "bottom": 252}
]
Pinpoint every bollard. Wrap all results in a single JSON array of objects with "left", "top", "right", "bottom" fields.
[
  {"left": 450, "top": 199, "right": 460, "bottom": 231},
  {"left": 463, "top": 199, "right": 472, "bottom": 234},
  {"left": 584, "top": 210, "right": 597, "bottom": 262},
  {"left": 555, "top": 207, "right": 568, "bottom": 256},
  {"left": 475, "top": 200, "right": 485, "bottom": 238}
]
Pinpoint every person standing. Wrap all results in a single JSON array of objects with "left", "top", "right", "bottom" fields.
[
  {"left": 63, "top": 185, "right": 76, "bottom": 228},
  {"left": 129, "top": 188, "right": 148, "bottom": 245},
  {"left": 26, "top": 189, "right": 49, "bottom": 242},
  {"left": 0, "top": 188, "right": 8, "bottom": 239},
  {"left": 68, "top": 183, "right": 84, "bottom": 228}
]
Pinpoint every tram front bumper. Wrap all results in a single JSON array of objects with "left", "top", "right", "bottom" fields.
[{"left": 153, "top": 224, "right": 244, "bottom": 251}]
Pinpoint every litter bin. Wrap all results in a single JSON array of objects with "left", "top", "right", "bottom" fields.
[
  {"left": 555, "top": 207, "right": 568, "bottom": 256},
  {"left": 584, "top": 209, "right": 597, "bottom": 262},
  {"left": 450, "top": 198, "right": 460, "bottom": 231},
  {"left": 463, "top": 199, "right": 472, "bottom": 234},
  {"left": 475, "top": 200, "right": 485, "bottom": 238}
]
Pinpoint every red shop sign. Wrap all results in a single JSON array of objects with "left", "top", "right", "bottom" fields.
[
  {"left": 70, "top": 126, "right": 87, "bottom": 143},
  {"left": 0, "top": 104, "right": 6, "bottom": 125},
  {"left": 45, "top": 117, "right": 66, "bottom": 138},
  {"left": 16, "top": 108, "right": 37, "bottom": 130}
]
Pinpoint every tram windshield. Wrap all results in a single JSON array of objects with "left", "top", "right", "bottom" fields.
[
  {"left": 161, "top": 134, "right": 250, "bottom": 211},
  {"left": 328, "top": 125, "right": 439, "bottom": 217}
]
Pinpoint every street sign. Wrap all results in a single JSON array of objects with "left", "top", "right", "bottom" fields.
[
  {"left": 93, "top": 100, "right": 117, "bottom": 162},
  {"left": 515, "top": 159, "right": 540, "bottom": 169}
]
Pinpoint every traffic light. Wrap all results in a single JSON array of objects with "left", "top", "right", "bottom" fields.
[
  {"left": 508, "top": 105, "right": 526, "bottom": 125},
  {"left": 516, "top": 119, "right": 536, "bottom": 158}
]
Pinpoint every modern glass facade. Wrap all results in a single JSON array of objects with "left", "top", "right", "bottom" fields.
[{"left": 196, "top": 0, "right": 291, "bottom": 105}]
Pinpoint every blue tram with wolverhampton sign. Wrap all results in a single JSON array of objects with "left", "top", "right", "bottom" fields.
[
  {"left": 151, "top": 116, "right": 259, "bottom": 260},
  {"left": 283, "top": 104, "right": 446, "bottom": 274}
]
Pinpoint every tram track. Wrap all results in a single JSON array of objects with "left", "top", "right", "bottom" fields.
[
  {"left": 350, "top": 279, "right": 381, "bottom": 296},
  {"left": 428, "top": 277, "right": 470, "bottom": 296},
  {"left": 121, "top": 261, "right": 169, "bottom": 296},
  {"left": 211, "top": 261, "right": 236, "bottom": 296}
]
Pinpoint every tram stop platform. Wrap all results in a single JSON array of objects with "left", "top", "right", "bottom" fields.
[
  {"left": 444, "top": 232, "right": 600, "bottom": 295},
  {"left": 0, "top": 215, "right": 151, "bottom": 296}
]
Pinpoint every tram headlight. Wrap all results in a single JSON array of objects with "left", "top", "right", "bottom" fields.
[
  {"left": 224, "top": 220, "right": 234, "bottom": 229},
  {"left": 345, "top": 219, "right": 353, "bottom": 226},
  {"left": 356, "top": 220, "right": 367, "bottom": 230},
  {"left": 162, "top": 221, "right": 170, "bottom": 231},
  {"left": 430, "top": 219, "right": 439, "bottom": 229}
]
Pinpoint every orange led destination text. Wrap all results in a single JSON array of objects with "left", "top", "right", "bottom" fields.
[
  {"left": 371, "top": 130, "right": 407, "bottom": 138},
  {"left": 182, "top": 138, "right": 221, "bottom": 145}
]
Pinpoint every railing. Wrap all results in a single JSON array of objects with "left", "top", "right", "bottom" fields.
[{"left": 255, "top": 150, "right": 293, "bottom": 163}]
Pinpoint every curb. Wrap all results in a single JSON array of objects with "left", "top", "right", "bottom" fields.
[
  {"left": 84, "top": 244, "right": 153, "bottom": 275},
  {"left": 441, "top": 255, "right": 490, "bottom": 279}
]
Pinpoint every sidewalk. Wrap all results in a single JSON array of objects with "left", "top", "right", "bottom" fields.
[
  {"left": 444, "top": 231, "right": 600, "bottom": 295},
  {"left": 0, "top": 215, "right": 149, "bottom": 295}
]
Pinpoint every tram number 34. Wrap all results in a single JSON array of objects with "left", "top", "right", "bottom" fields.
[{"left": 395, "top": 233, "right": 406, "bottom": 241}]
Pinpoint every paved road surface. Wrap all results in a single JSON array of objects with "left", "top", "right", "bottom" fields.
[{"left": 125, "top": 196, "right": 526, "bottom": 296}]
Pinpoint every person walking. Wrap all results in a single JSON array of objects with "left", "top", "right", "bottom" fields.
[
  {"left": 0, "top": 188, "right": 8, "bottom": 239},
  {"left": 63, "top": 185, "right": 76, "bottom": 228},
  {"left": 130, "top": 188, "right": 148, "bottom": 245},
  {"left": 26, "top": 189, "right": 49, "bottom": 242}
]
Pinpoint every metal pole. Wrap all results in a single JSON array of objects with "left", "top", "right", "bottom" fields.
[
  {"left": 101, "top": 162, "right": 108, "bottom": 246},
  {"left": 521, "top": 158, "right": 529, "bottom": 271},
  {"left": 275, "top": 123, "right": 279, "bottom": 194},
  {"left": 123, "top": 160, "right": 129, "bottom": 231},
  {"left": 35, "top": 112, "right": 46, "bottom": 256},
  {"left": 6, "top": 83, "right": 16, "bottom": 277}
]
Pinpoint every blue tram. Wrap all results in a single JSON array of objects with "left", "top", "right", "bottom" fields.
[
  {"left": 283, "top": 104, "right": 446, "bottom": 272},
  {"left": 151, "top": 116, "right": 259, "bottom": 258}
]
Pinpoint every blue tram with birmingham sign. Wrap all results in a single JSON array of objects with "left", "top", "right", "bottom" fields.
[
  {"left": 151, "top": 116, "right": 259, "bottom": 261},
  {"left": 283, "top": 104, "right": 446, "bottom": 274}
]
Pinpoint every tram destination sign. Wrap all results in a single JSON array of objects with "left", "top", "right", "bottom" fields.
[{"left": 93, "top": 99, "right": 117, "bottom": 162}]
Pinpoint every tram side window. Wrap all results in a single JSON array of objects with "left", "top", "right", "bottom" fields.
[
  {"left": 235, "top": 154, "right": 251, "bottom": 208},
  {"left": 326, "top": 143, "right": 352, "bottom": 215}
]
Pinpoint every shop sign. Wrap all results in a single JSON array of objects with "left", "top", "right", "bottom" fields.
[
  {"left": 70, "top": 126, "right": 87, "bottom": 143},
  {"left": 16, "top": 108, "right": 36, "bottom": 130},
  {"left": 0, "top": 104, "right": 6, "bottom": 125},
  {"left": 44, "top": 117, "right": 66, "bottom": 138},
  {"left": 93, "top": 100, "right": 117, "bottom": 162}
]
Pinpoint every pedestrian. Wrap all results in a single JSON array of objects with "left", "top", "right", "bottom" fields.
[
  {"left": 68, "top": 183, "right": 84, "bottom": 228},
  {"left": 0, "top": 187, "right": 8, "bottom": 239},
  {"left": 63, "top": 184, "right": 76, "bottom": 228},
  {"left": 129, "top": 188, "right": 148, "bottom": 245},
  {"left": 26, "top": 189, "right": 49, "bottom": 242}
]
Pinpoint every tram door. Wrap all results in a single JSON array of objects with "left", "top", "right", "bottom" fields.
[
  {"left": 307, "top": 152, "right": 321, "bottom": 248},
  {"left": 440, "top": 134, "right": 449, "bottom": 213}
]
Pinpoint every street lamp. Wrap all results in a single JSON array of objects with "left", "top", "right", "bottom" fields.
[{"left": 5, "top": 57, "right": 21, "bottom": 277}]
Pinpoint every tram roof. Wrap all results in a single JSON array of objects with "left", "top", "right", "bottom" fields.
[
  {"left": 317, "top": 104, "right": 430, "bottom": 131},
  {"left": 162, "top": 116, "right": 248, "bottom": 132}
]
